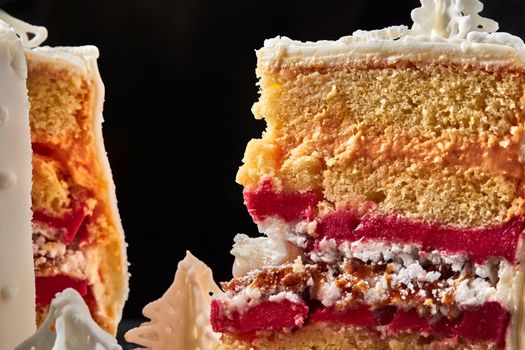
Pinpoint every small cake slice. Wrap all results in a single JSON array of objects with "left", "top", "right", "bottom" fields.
[
  {"left": 0, "top": 12, "right": 129, "bottom": 334},
  {"left": 27, "top": 46, "right": 128, "bottom": 334},
  {"left": 212, "top": 1, "right": 525, "bottom": 349}
]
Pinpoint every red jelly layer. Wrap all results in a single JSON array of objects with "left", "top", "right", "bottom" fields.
[
  {"left": 311, "top": 304, "right": 397, "bottom": 327},
  {"left": 35, "top": 275, "right": 88, "bottom": 306},
  {"left": 317, "top": 211, "right": 524, "bottom": 264},
  {"left": 32, "top": 142, "right": 57, "bottom": 158},
  {"left": 213, "top": 300, "right": 509, "bottom": 346},
  {"left": 388, "top": 302, "right": 509, "bottom": 347},
  {"left": 243, "top": 180, "right": 320, "bottom": 222},
  {"left": 33, "top": 203, "right": 90, "bottom": 244},
  {"left": 211, "top": 299, "right": 309, "bottom": 333}
]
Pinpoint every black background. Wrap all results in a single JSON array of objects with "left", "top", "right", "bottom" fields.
[{"left": 4, "top": 0, "right": 525, "bottom": 320}]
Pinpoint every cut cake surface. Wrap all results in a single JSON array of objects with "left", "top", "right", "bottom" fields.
[
  {"left": 27, "top": 46, "right": 127, "bottom": 334},
  {"left": 212, "top": 1, "right": 525, "bottom": 349}
]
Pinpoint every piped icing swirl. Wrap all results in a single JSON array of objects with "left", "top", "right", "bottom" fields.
[{"left": 410, "top": 0, "right": 497, "bottom": 39}]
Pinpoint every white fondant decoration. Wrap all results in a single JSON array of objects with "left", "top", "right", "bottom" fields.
[
  {"left": 0, "top": 18, "right": 36, "bottom": 350},
  {"left": 16, "top": 288, "right": 121, "bottom": 350},
  {"left": 125, "top": 252, "right": 221, "bottom": 350},
  {"left": 411, "top": 0, "right": 497, "bottom": 39},
  {"left": 0, "top": 10, "right": 47, "bottom": 48}
]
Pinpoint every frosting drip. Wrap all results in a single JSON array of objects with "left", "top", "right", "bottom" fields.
[{"left": 410, "top": 0, "right": 497, "bottom": 39}]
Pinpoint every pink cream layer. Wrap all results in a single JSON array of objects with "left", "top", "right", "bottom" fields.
[
  {"left": 211, "top": 300, "right": 509, "bottom": 347},
  {"left": 244, "top": 181, "right": 524, "bottom": 264}
]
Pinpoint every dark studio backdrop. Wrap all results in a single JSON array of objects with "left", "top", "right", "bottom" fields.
[{"left": 4, "top": 0, "right": 525, "bottom": 321}]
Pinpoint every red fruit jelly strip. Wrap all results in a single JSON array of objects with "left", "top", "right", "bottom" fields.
[
  {"left": 317, "top": 210, "right": 524, "bottom": 264},
  {"left": 388, "top": 302, "right": 509, "bottom": 347},
  {"left": 35, "top": 275, "right": 88, "bottom": 306},
  {"left": 32, "top": 142, "right": 56, "bottom": 158},
  {"left": 212, "top": 298, "right": 509, "bottom": 346},
  {"left": 210, "top": 299, "right": 309, "bottom": 333},
  {"left": 33, "top": 203, "right": 89, "bottom": 244},
  {"left": 243, "top": 180, "right": 320, "bottom": 222},
  {"left": 310, "top": 304, "right": 397, "bottom": 327}
]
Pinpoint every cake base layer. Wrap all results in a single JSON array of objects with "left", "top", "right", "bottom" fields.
[{"left": 215, "top": 323, "right": 500, "bottom": 350}]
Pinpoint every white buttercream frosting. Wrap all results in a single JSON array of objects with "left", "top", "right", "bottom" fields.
[
  {"left": 410, "top": 0, "right": 497, "bottom": 39},
  {"left": 16, "top": 288, "right": 121, "bottom": 350},
  {"left": 125, "top": 252, "right": 221, "bottom": 350},
  {"left": 258, "top": 0, "right": 525, "bottom": 69}
]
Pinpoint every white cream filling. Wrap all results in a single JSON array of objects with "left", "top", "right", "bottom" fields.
[
  {"left": 268, "top": 291, "right": 302, "bottom": 304},
  {"left": 231, "top": 218, "right": 312, "bottom": 277},
  {"left": 216, "top": 287, "right": 262, "bottom": 318},
  {"left": 229, "top": 216, "right": 521, "bottom": 322},
  {"left": 32, "top": 224, "right": 87, "bottom": 279},
  {"left": 312, "top": 238, "right": 520, "bottom": 311}
]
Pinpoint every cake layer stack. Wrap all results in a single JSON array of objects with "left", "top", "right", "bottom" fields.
[
  {"left": 211, "top": 1, "right": 525, "bottom": 349},
  {"left": 27, "top": 46, "right": 127, "bottom": 334}
]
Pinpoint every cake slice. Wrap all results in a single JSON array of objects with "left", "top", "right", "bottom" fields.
[
  {"left": 0, "top": 12, "right": 129, "bottom": 335},
  {"left": 211, "top": 1, "right": 525, "bottom": 349},
  {"left": 28, "top": 45, "right": 127, "bottom": 334}
]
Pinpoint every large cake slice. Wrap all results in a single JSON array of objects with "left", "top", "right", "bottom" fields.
[
  {"left": 211, "top": 1, "right": 525, "bottom": 349},
  {"left": 0, "top": 12, "right": 129, "bottom": 334}
]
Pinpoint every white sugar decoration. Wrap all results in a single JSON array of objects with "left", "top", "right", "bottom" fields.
[
  {"left": 0, "top": 10, "right": 47, "bottom": 48},
  {"left": 125, "top": 251, "right": 221, "bottom": 350},
  {"left": 16, "top": 289, "right": 121, "bottom": 350},
  {"left": 411, "top": 0, "right": 498, "bottom": 39}
]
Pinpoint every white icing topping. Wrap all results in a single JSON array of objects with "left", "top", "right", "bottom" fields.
[
  {"left": 257, "top": 0, "right": 525, "bottom": 69},
  {"left": 125, "top": 252, "right": 221, "bottom": 350},
  {"left": 0, "top": 10, "right": 47, "bottom": 48},
  {"left": 84, "top": 44, "right": 129, "bottom": 320},
  {"left": 28, "top": 46, "right": 100, "bottom": 75},
  {"left": 16, "top": 288, "right": 120, "bottom": 350}
]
